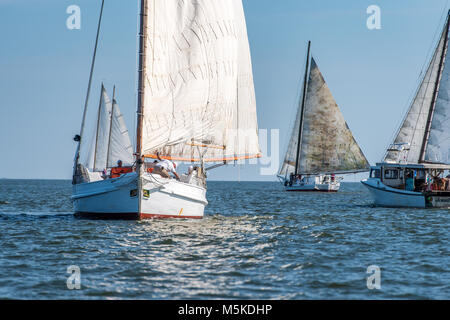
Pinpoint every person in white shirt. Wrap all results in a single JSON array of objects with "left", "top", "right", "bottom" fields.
[{"left": 154, "top": 152, "right": 180, "bottom": 180}]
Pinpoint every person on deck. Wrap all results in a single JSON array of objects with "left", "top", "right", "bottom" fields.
[
  {"left": 405, "top": 173, "right": 415, "bottom": 191},
  {"left": 154, "top": 152, "right": 180, "bottom": 180},
  {"left": 110, "top": 159, "right": 133, "bottom": 179}
]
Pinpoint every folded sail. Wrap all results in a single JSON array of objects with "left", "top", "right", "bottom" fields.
[
  {"left": 279, "top": 58, "right": 370, "bottom": 176},
  {"left": 86, "top": 86, "right": 134, "bottom": 171},
  {"left": 384, "top": 23, "right": 448, "bottom": 164},
  {"left": 140, "top": 0, "right": 260, "bottom": 162}
]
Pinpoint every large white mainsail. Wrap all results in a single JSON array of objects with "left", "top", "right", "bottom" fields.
[
  {"left": 384, "top": 22, "right": 448, "bottom": 164},
  {"left": 279, "top": 58, "right": 369, "bottom": 176},
  {"left": 86, "top": 85, "right": 134, "bottom": 171},
  {"left": 139, "top": 0, "right": 260, "bottom": 162}
]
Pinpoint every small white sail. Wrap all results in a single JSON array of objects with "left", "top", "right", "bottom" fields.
[
  {"left": 279, "top": 58, "right": 369, "bottom": 176},
  {"left": 85, "top": 86, "right": 134, "bottom": 171},
  {"left": 384, "top": 24, "right": 447, "bottom": 164},
  {"left": 106, "top": 100, "right": 134, "bottom": 168},
  {"left": 86, "top": 86, "right": 112, "bottom": 171},
  {"left": 140, "top": 0, "right": 260, "bottom": 162}
]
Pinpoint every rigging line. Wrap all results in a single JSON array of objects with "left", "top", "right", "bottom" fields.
[
  {"left": 384, "top": 40, "right": 440, "bottom": 162},
  {"left": 279, "top": 42, "right": 310, "bottom": 175},
  {"left": 412, "top": 12, "right": 449, "bottom": 158},
  {"left": 73, "top": 0, "right": 105, "bottom": 181}
]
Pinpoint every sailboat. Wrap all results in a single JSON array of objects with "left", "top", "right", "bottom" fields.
[
  {"left": 278, "top": 41, "right": 370, "bottom": 191},
  {"left": 362, "top": 11, "right": 450, "bottom": 208},
  {"left": 71, "top": 0, "right": 261, "bottom": 219}
]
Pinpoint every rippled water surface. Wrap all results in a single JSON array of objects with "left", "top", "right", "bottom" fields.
[{"left": 0, "top": 179, "right": 448, "bottom": 299}]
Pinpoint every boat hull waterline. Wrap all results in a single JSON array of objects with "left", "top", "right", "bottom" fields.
[
  {"left": 72, "top": 172, "right": 208, "bottom": 219},
  {"left": 361, "top": 178, "right": 450, "bottom": 208},
  {"left": 284, "top": 184, "right": 339, "bottom": 192}
]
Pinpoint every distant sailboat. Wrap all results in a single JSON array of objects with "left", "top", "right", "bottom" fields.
[
  {"left": 71, "top": 0, "right": 261, "bottom": 219},
  {"left": 362, "top": 11, "right": 450, "bottom": 207},
  {"left": 278, "top": 41, "right": 370, "bottom": 191}
]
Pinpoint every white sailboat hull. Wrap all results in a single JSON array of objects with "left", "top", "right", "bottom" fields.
[
  {"left": 280, "top": 175, "right": 340, "bottom": 192},
  {"left": 72, "top": 172, "right": 207, "bottom": 219}
]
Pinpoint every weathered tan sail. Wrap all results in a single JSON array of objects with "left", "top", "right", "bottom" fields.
[{"left": 280, "top": 58, "right": 369, "bottom": 176}]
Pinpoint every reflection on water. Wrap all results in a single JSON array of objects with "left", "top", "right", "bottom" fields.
[{"left": 0, "top": 180, "right": 449, "bottom": 299}]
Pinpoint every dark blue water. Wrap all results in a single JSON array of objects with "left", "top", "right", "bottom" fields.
[{"left": 0, "top": 179, "right": 448, "bottom": 299}]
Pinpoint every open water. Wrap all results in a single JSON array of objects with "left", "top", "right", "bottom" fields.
[{"left": 0, "top": 179, "right": 448, "bottom": 299}]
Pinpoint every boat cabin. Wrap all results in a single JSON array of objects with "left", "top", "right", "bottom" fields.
[{"left": 370, "top": 162, "right": 450, "bottom": 192}]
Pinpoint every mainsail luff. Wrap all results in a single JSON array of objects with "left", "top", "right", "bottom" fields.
[
  {"left": 136, "top": 0, "right": 148, "bottom": 162},
  {"left": 135, "top": 0, "right": 149, "bottom": 217},
  {"left": 93, "top": 83, "right": 106, "bottom": 171},
  {"left": 294, "top": 41, "right": 311, "bottom": 175},
  {"left": 420, "top": 13, "right": 450, "bottom": 163},
  {"left": 106, "top": 85, "right": 116, "bottom": 168},
  {"left": 139, "top": 0, "right": 260, "bottom": 163}
]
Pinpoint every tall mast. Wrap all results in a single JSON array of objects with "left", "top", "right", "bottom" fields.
[
  {"left": 294, "top": 40, "right": 311, "bottom": 175},
  {"left": 106, "top": 85, "right": 116, "bottom": 168},
  {"left": 135, "top": 0, "right": 148, "bottom": 216},
  {"left": 420, "top": 12, "right": 450, "bottom": 163},
  {"left": 72, "top": 0, "right": 105, "bottom": 183},
  {"left": 136, "top": 0, "right": 148, "bottom": 164},
  {"left": 93, "top": 84, "right": 105, "bottom": 171}
]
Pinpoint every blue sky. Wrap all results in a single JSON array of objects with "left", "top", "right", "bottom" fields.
[{"left": 0, "top": 0, "right": 449, "bottom": 181}]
